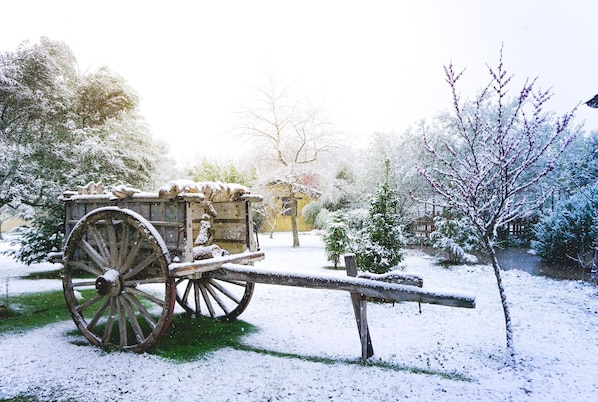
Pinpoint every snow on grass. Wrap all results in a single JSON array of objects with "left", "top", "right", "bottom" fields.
[{"left": 1, "top": 231, "right": 597, "bottom": 401}]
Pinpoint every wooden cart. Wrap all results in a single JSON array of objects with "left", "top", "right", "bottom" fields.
[{"left": 55, "top": 184, "right": 475, "bottom": 358}]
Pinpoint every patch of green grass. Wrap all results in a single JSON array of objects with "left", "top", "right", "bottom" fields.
[
  {"left": 19, "top": 269, "right": 62, "bottom": 280},
  {"left": 323, "top": 265, "right": 346, "bottom": 271},
  {"left": 0, "top": 286, "right": 256, "bottom": 362},
  {"left": 151, "top": 314, "right": 257, "bottom": 362},
  {"left": 0, "top": 290, "right": 70, "bottom": 334},
  {"left": 236, "top": 345, "right": 474, "bottom": 381},
  {"left": 0, "top": 396, "right": 41, "bottom": 402}
]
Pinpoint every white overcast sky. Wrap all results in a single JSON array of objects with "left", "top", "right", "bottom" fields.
[{"left": 2, "top": 0, "right": 597, "bottom": 163}]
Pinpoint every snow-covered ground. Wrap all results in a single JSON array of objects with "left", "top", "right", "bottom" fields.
[{"left": 1, "top": 232, "right": 597, "bottom": 401}]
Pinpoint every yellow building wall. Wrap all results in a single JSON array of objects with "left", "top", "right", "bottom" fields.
[
  {"left": 263, "top": 183, "right": 317, "bottom": 232},
  {"left": 2, "top": 216, "right": 28, "bottom": 232},
  {"left": 274, "top": 195, "right": 313, "bottom": 232}
]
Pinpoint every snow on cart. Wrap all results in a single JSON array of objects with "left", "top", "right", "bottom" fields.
[{"left": 51, "top": 180, "right": 475, "bottom": 360}]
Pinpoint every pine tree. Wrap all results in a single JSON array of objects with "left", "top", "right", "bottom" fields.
[
  {"left": 322, "top": 211, "right": 351, "bottom": 269},
  {"left": 355, "top": 159, "right": 404, "bottom": 274}
]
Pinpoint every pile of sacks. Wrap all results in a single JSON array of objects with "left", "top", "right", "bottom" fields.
[{"left": 158, "top": 179, "right": 250, "bottom": 202}]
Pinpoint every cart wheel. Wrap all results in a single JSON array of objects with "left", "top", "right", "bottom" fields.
[
  {"left": 175, "top": 276, "right": 254, "bottom": 322},
  {"left": 62, "top": 207, "right": 175, "bottom": 352}
]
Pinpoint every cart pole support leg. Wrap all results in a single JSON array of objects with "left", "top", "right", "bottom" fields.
[{"left": 344, "top": 254, "right": 374, "bottom": 360}]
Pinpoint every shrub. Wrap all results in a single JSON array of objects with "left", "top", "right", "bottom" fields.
[
  {"left": 322, "top": 211, "right": 351, "bottom": 268},
  {"left": 532, "top": 190, "right": 598, "bottom": 266},
  {"left": 430, "top": 211, "right": 480, "bottom": 264}
]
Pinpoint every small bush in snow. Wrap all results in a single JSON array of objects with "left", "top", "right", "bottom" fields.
[
  {"left": 301, "top": 200, "right": 322, "bottom": 226},
  {"left": 313, "top": 208, "right": 331, "bottom": 231},
  {"left": 430, "top": 211, "right": 480, "bottom": 264},
  {"left": 5, "top": 211, "right": 62, "bottom": 265},
  {"left": 322, "top": 211, "right": 351, "bottom": 269}
]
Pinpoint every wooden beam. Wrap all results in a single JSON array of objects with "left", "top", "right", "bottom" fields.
[
  {"left": 169, "top": 251, "right": 265, "bottom": 277},
  {"left": 345, "top": 254, "right": 373, "bottom": 360},
  {"left": 212, "top": 263, "right": 476, "bottom": 308}
]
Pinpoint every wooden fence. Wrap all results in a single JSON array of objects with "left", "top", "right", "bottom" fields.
[{"left": 409, "top": 216, "right": 534, "bottom": 239}]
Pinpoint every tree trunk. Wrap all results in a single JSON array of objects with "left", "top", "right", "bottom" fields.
[
  {"left": 591, "top": 235, "right": 598, "bottom": 283},
  {"left": 269, "top": 225, "right": 275, "bottom": 239},
  {"left": 486, "top": 239, "right": 516, "bottom": 366},
  {"left": 290, "top": 191, "right": 300, "bottom": 247}
]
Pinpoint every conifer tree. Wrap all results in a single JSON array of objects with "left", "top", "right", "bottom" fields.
[
  {"left": 322, "top": 210, "right": 351, "bottom": 269},
  {"left": 354, "top": 159, "right": 404, "bottom": 274}
]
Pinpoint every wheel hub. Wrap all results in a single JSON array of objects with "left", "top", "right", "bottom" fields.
[{"left": 95, "top": 269, "right": 122, "bottom": 296}]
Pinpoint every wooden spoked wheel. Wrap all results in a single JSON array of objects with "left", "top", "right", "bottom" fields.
[
  {"left": 62, "top": 207, "right": 175, "bottom": 352},
  {"left": 175, "top": 275, "right": 254, "bottom": 322}
]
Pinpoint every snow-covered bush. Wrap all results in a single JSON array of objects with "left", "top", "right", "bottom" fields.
[
  {"left": 346, "top": 208, "right": 369, "bottom": 231},
  {"left": 313, "top": 208, "right": 331, "bottom": 230},
  {"left": 6, "top": 206, "right": 62, "bottom": 265},
  {"left": 532, "top": 190, "right": 598, "bottom": 266},
  {"left": 322, "top": 211, "right": 352, "bottom": 268},
  {"left": 430, "top": 212, "right": 480, "bottom": 264},
  {"left": 302, "top": 201, "right": 330, "bottom": 230},
  {"left": 354, "top": 160, "right": 404, "bottom": 274}
]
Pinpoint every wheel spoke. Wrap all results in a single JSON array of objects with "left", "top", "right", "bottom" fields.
[
  {"left": 120, "top": 231, "right": 142, "bottom": 273},
  {"left": 123, "top": 277, "right": 166, "bottom": 286},
  {"left": 122, "top": 292, "right": 157, "bottom": 329},
  {"left": 122, "top": 252, "right": 160, "bottom": 280},
  {"left": 203, "top": 282, "right": 231, "bottom": 315},
  {"left": 86, "top": 297, "right": 111, "bottom": 331},
  {"left": 179, "top": 279, "right": 193, "bottom": 306},
  {"left": 199, "top": 282, "right": 216, "bottom": 317},
  {"left": 79, "top": 239, "right": 107, "bottom": 269},
  {"left": 117, "top": 221, "right": 129, "bottom": 268},
  {"left": 125, "top": 287, "right": 165, "bottom": 308},
  {"left": 116, "top": 297, "right": 127, "bottom": 348},
  {"left": 105, "top": 217, "right": 118, "bottom": 267},
  {"left": 121, "top": 295, "right": 145, "bottom": 343},
  {"left": 88, "top": 225, "right": 110, "bottom": 268},
  {"left": 67, "top": 260, "right": 103, "bottom": 277},
  {"left": 102, "top": 299, "right": 117, "bottom": 344},
  {"left": 194, "top": 281, "right": 201, "bottom": 315},
  {"left": 215, "top": 278, "right": 251, "bottom": 287},
  {"left": 68, "top": 280, "right": 97, "bottom": 288},
  {"left": 75, "top": 293, "right": 104, "bottom": 314},
  {"left": 208, "top": 279, "right": 242, "bottom": 303}
]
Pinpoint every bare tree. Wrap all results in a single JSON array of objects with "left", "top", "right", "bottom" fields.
[
  {"left": 237, "top": 74, "right": 337, "bottom": 247},
  {"left": 418, "top": 50, "right": 578, "bottom": 366}
]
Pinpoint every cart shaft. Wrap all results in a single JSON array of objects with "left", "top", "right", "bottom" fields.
[
  {"left": 168, "top": 251, "right": 265, "bottom": 278},
  {"left": 211, "top": 263, "right": 475, "bottom": 308}
]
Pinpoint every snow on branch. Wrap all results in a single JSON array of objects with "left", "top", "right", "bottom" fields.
[{"left": 418, "top": 50, "right": 580, "bottom": 238}]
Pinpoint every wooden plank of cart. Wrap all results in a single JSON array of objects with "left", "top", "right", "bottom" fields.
[{"left": 53, "top": 181, "right": 475, "bottom": 360}]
